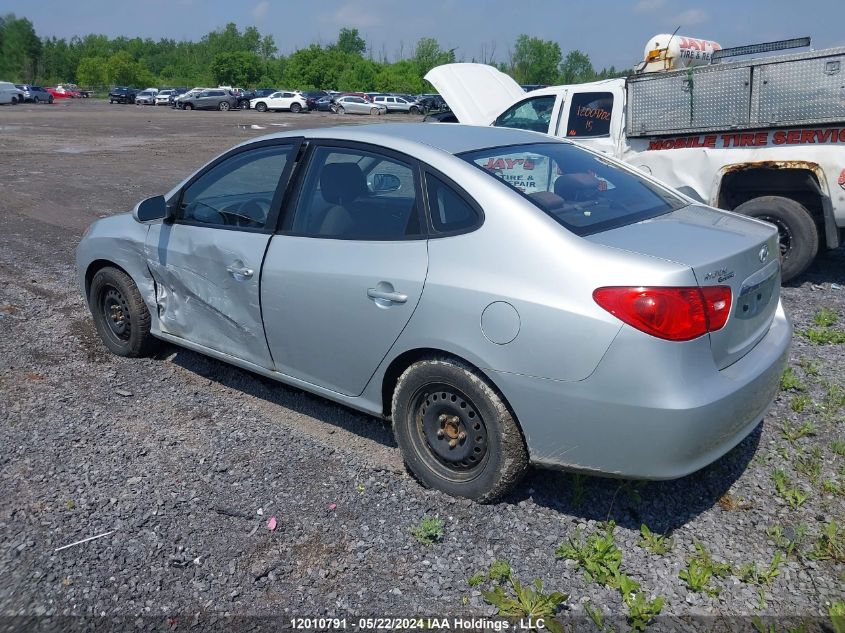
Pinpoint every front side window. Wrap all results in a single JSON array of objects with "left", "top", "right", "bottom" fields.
[
  {"left": 459, "top": 142, "right": 685, "bottom": 236},
  {"left": 565, "top": 92, "right": 614, "bottom": 138},
  {"left": 178, "top": 144, "right": 294, "bottom": 229},
  {"left": 493, "top": 95, "right": 556, "bottom": 133},
  {"left": 290, "top": 146, "right": 421, "bottom": 239}
]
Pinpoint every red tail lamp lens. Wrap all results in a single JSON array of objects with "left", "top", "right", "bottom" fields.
[{"left": 593, "top": 286, "right": 732, "bottom": 341}]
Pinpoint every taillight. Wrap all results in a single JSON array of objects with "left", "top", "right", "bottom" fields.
[{"left": 593, "top": 286, "right": 732, "bottom": 341}]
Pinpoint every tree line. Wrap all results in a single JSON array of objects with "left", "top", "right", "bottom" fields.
[{"left": 0, "top": 14, "right": 628, "bottom": 93}]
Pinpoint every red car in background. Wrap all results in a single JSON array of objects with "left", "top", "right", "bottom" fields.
[{"left": 46, "top": 87, "right": 73, "bottom": 99}]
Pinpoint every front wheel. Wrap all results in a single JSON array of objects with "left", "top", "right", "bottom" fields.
[
  {"left": 733, "top": 195, "right": 818, "bottom": 283},
  {"left": 336, "top": 106, "right": 345, "bottom": 115},
  {"left": 255, "top": 102, "right": 267, "bottom": 113},
  {"left": 370, "top": 107, "right": 380, "bottom": 116},
  {"left": 392, "top": 358, "right": 528, "bottom": 502},
  {"left": 89, "top": 267, "right": 159, "bottom": 358},
  {"left": 290, "top": 102, "right": 302, "bottom": 113},
  {"left": 409, "top": 106, "right": 420, "bottom": 115},
  {"left": 183, "top": 103, "right": 193, "bottom": 110},
  {"left": 32, "top": 96, "right": 39, "bottom": 104},
  {"left": 218, "top": 101, "right": 230, "bottom": 111}
]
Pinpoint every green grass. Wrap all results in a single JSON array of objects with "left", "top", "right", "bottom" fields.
[
  {"left": 772, "top": 469, "right": 811, "bottom": 509},
  {"left": 678, "top": 541, "right": 731, "bottom": 595},
  {"left": 767, "top": 523, "right": 808, "bottom": 557},
  {"left": 790, "top": 394, "right": 813, "bottom": 413},
  {"left": 410, "top": 516, "right": 444, "bottom": 545},
  {"left": 781, "top": 420, "right": 818, "bottom": 443},
  {"left": 798, "top": 358, "right": 821, "bottom": 376},
  {"left": 814, "top": 307, "right": 839, "bottom": 327},
  {"left": 801, "top": 327, "right": 845, "bottom": 345},
  {"left": 808, "top": 521, "right": 845, "bottom": 563},
  {"left": 638, "top": 524, "right": 674, "bottom": 555},
  {"left": 474, "top": 560, "right": 567, "bottom": 628},
  {"left": 556, "top": 522, "right": 621, "bottom": 588},
  {"left": 832, "top": 439, "right": 845, "bottom": 457},
  {"left": 780, "top": 367, "right": 806, "bottom": 391}
]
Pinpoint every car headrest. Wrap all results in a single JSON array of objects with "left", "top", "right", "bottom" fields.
[
  {"left": 321, "top": 163, "right": 367, "bottom": 204},
  {"left": 553, "top": 173, "right": 601, "bottom": 201}
]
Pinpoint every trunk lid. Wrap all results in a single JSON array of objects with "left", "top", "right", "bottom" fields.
[
  {"left": 424, "top": 63, "right": 526, "bottom": 126},
  {"left": 588, "top": 205, "right": 781, "bottom": 368}
]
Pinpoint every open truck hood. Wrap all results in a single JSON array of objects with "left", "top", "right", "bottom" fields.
[{"left": 424, "top": 63, "right": 525, "bottom": 126}]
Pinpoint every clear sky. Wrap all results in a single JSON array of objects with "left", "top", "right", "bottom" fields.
[{"left": 5, "top": 0, "right": 845, "bottom": 69}]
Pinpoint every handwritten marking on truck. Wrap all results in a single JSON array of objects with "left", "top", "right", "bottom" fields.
[{"left": 647, "top": 128, "right": 845, "bottom": 151}]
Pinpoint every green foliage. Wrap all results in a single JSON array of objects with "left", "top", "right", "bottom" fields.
[
  {"left": 210, "top": 51, "right": 263, "bottom": 86},
  {"left": 790, "top": 394, "right": 812, "bottom": 413},
  {"left": 570, "top": 473, "right": 587, "bottom": 507},
  {"left": 638, "top": 524, "right": 674, "bottom": 555},
  {"left": 474, "top": 560, "right": 566, "bottom": 631},
  {"left": 739, "top": 551, "right": 783, "bottom": 587},
  {"left": 801, "top": 327, "right": 845, "bottom": 345},
  {"left": 618, "top": 572, "right": 664, "bottom": 632},
  {"left": 336, "top": 28, "right": 367, "bottom": 56},
  {"left": 832, "top": 439, "right": 845, "bottom": 456},
  {"left": 772, "top": 469, "right": 810, "bottom": 508},
  {"left": 510, "top": 34, "right": 562, "bottom": 84},
  {"left": 814, "top": 307, "right": 839, "bottom": 327},
  {"left": 794, "top": 447, "right": 822, "bottom": 485},
  {"left": 488, "top": 559, "right": 512, "bottom": 582},
  {"left": 467, "top": 572, "right": 485, "bottom": 587},
  {"left": 780, "top": 367, "right": 806, "bottom": 392},
  {"left": 767, "top": 523, "right": 808, "bottom": 557},
  {"left": 559, "top": 50, "right": 595, "bottom": 84},
  {"left": 829, "top": 599, "right": 845, "bottom": 633},
  {"left": 410, "top": 516, "right": 444, "bottom": 545},
  {"left": 0, "top": 13, "right": 41, "bottom": 82},
  {"left": 781, "top": 420, "right": 817, "bottom": 443},
  {"left": 76, "top": 56, "right": 107, "bottom": 87},
  {"left": 808, "top": 521, "right": 845, "bottom": 562},
  {"left": 798, "top": 358, "right": 821, "bottom": 376},
  {"left": 555, "top": 522, "right": 621, "bottom": 587},
  {"left": 678, "top": 541, "right": 731, "bottom": 595}
]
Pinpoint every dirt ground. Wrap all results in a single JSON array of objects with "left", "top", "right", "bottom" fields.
[{"left": 1, "top": 99, "right": 844, "bottom": 629}]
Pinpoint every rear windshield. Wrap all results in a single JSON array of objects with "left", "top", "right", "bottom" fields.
[{"left": 458, "top": 142, "right": 685, "bottom": 235}]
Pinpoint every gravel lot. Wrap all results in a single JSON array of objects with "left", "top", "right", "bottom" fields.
[{"left": 1, "top": 100, "right": 843, "bottom": 630}]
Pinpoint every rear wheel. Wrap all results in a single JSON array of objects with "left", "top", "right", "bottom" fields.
[
  {"left": 734, "top": 195, "right": 818, "bottom": 283},
  {"left": 218, "top": 101, "right": 230, "bottom": 111},
  {"left": 89, "top": 267, "right": 158, "bottom": 358},
  {"left": 392, "top": 358, "right": 528, "bottom": 502},
  {"left": 255, "top": 102, "right": 267, "bottom": 113},
  {"left": 409, "top": 105, "right": 420, "bottom": 114},
  {"left": 33, "top": 96, "right": 39, "bottom": 104},
  {"left": 336, "top": 106, "right": 345, "bottom": 115},
  {"left": 183, "top": 103, "right": 193, "bottom": 111},
  {"left": 290, "top": 102, "right": 302, "bottom": 113}
]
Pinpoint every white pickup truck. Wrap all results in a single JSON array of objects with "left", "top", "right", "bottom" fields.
[{"left": 427, "top": 41, "right": 845, "bottom": 281}]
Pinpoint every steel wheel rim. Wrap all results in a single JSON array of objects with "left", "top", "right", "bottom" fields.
[
  {"left": 409, "top": 382, "right": 489, "bottom": 482},
  {"left": 100, "top": 285, "right": 131, "bottom": 343},
  {"left": 758, "top": 214, "right": 793, "bottom": 261}
]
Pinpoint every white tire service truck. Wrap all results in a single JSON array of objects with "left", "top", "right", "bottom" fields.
[{"left": 427, "top": 36, "right": 845, "bottom": 282}]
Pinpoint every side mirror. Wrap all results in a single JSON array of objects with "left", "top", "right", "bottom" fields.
[
  {"left": 370, "top": 173, "right": 401, "bottom": 193},
  {"left": 133, "top": 195, "right": 170, "bottom": 223}
]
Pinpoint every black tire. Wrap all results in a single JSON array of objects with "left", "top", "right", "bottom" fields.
[
  {"left": 48, "top": 97, "right": 54, "bottom": 104},
  {"left": 734, "top": 195, "right": 818, "bottom": 283},
  {"left": 89, "top": 267, "right": 158, "bottom": 358},
  {"left": 409, "top": 105, "right": 420, "bottom": 115},
  {"left": 392, "top": 357, "right": 528, "bottom": 503},
  {"left": 218, "top": 101, "right": 230, "bottom": 111},
  {"left": 290, "top": 102, "right": 302, "bottom": 113},
  {"left": 370, "top": 107, "right": 379, "bottom": 116},
  {"left": 255, "top": 102, "right": 267, "bottom": 113},
  {"left": 183, "top": 103, "right": 193, "bottom": 111},
  {"left": 336, "top": 106, "right": 345, "bottom": 115}
]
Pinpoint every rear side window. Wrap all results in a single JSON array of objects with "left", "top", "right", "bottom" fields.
[
  {"left": 459, "top": 142, "right": 685, "bottom": 236},
  {"left": 425, "top": 174, "right": 479, "bottom": 234},
  {"left": 565, "top": 92, "right": 614, "bottom": 138}
]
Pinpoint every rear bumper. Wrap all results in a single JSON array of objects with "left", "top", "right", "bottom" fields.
[{"left": 493, "top": 301, "right": 792, "bottom": 479}]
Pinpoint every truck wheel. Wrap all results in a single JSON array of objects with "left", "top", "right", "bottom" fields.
[
  {"left": 391, "top": 357, "right": 528, "bottom": 503},
  {"left": 89, "top": 267, "right": 159, "bottom": 358},
  {"left": 734, "top": 196, "right": 818, "bottom": 283}
]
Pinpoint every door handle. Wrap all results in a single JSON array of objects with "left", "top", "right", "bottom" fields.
[
  {"left": 367, "top": 288, "right": 408, "bottom": 304},
  {"left": 226, "top": 264, "right": 254, "bottom": 279}
]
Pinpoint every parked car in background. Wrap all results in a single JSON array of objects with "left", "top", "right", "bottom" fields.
[
  {"left": 155, "top": 89, "right": 175, "bottom": 105},
  {"left": 417, "top": 94, "right": 448, "bottom": 112},
  {"left": 15, "top": 84, "right": 54, "bottom": 103},
  {"left": 313, "top": 96, "right": 335, "bottom": 112},
  {"left": 250, "top": 91, "right": 308, "bottom": 113},
  {"left": 373, "top": 95, "right": 422, "bottom": 114},
  {"left": 47, "top": 87, "right": 72, "bottom": 100},
  {"left": 0, "top": 81, "right": 23, "bottom": 104},
  {"left": 339, "top": 91, "right": 373, "bottom": 102},
  {"left": 169, "top": 88, "right": 189, "bottom": 107},
  {"left": 333, "top": 95, "right": 386, "bottom": 115},
  {"left": 236, "top": 89, "right": 255, "bottom": 109},
  {"left": 135, "top": 89, "right": 159, "bottom": 105},
  {"left": 302, "top": 90, "right": 329, "bottom": 110},
  {"left": 77, "top": 123, "right": 791, "bottom": 502},
  {"left": 173, "top": 88, "right": 203, "bottom": 109},
  {"left": 179, "top": 89, "right": 238, "bottom": 111},
  {"left": 109, "top": 87, "right": 138, "bottom": 104},
  {"left": 58, "top": 83, "right": 90, "bottom": 97}
]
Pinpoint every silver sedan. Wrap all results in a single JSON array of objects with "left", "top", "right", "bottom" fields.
[
  {"left": 76, "top": 123, "right": 791, "bottom": 502},
  {"left": 333, "top": 95, "right": 386, "bottom": 115}
]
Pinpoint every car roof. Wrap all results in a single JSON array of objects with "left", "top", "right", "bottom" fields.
[{"left": 251, "top": 123, "right": 558, "bottom": 155}]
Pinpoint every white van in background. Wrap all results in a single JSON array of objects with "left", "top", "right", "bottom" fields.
[{"left": 0, "top": 81, "right": 24, "bottom": 105}]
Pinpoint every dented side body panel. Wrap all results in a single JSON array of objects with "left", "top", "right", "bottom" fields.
[{"left": 144, "top": 222, "right": 274, "bottom": 368}]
